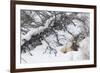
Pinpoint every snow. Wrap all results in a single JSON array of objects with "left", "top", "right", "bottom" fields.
[
  {"left": 33, "top": 14, "right": 42, "bottom": 23},
  {"left": 20, "top": 11, "right": 90, "bottom": 64},
  {"left": 56, "top": 30, "right": 73, "bottom": 43},
  {"left": 72, "top": 19, "right": 83, "bottom": 27},
  {"left": 21, "top": 29, "right": 90, "bottom": 64},
  {"left": 67, "top": 24, "right": 81, "bottom": 36},
  {"left": 78, "top": 37, "right": 90, "bottom": 59},
  {"left": 21, "top": 45, "right": 88, "bottom": 64},
  {"left": 21, "top": 16, "right": 55, "bottom": 45}
]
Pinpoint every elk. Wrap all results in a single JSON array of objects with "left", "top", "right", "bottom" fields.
[
  {"left": 60, "top": 41, "right": 79, "bottom": 54},
  {"left": 60, "top": 35, "right": 79, "bottom": 54}
]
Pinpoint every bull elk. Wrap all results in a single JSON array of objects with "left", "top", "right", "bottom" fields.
[{"left": 60, "top": 40, "right": 79, "bottom": 54}]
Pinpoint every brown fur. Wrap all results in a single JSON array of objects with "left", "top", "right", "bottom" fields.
[{"left": 60, "top": 47, "right": 73, "bottom": 54}]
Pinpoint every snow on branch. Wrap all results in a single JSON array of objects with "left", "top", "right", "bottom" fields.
[{"left": 21, "top": 15, "right": 55, "bottom": 45}]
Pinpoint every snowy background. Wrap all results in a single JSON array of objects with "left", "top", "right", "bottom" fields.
[{"left": 20, "top": 10, "right": 90, "bottom": 64}]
